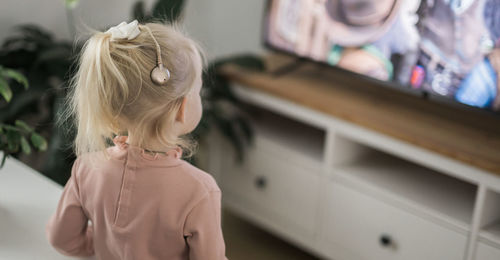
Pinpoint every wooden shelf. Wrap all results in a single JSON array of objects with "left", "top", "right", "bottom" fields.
[{"left": 219, "top": 54, "right": 500, "bottom": 176}]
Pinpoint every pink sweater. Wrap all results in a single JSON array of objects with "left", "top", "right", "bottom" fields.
[{"left": 46, "top": 137, "right": 227, "bottom": 259}]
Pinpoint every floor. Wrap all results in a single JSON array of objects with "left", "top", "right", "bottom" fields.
[{"left": 222, "top": 209, "right": 320, "bottom": 260}]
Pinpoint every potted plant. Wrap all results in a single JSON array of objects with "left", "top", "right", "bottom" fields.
[{"left": 0, "top": 66, "right": 47, "bottom": 167}]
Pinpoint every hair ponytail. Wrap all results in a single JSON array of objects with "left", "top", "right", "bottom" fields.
[{"left": 71, "top": 30, "right": 144, "bottom": 156}]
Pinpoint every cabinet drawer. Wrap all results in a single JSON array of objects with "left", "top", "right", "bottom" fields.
[
  {"left": 221, "top": 139, "right": 320, "bottom": 234},
  {"left": 320, "top": 182, "right": 467, "bottom": 260},
  {"left": 476, "top": 241, "right": 500, "bottom": 260}
]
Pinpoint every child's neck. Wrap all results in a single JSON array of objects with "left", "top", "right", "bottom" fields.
[{"left": 126, "top": 134, "right": 175, "bottom": 153}]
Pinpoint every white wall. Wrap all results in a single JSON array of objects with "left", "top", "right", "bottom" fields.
[
  {"left": 0, "top": 0, "right": 69, "bottom": 41},
  {"left": 0, "top": 0, "right": 266, "bottom": 59},
  {"left": 0, "top": 0, "right": 153, "bottom": 41},
  {"left": 184, "top": 0, "right": 266, "bottom": 59}
]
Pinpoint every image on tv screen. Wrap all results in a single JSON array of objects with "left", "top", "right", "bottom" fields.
[{"left": 265, "top": 0, "right": 500, "bottom": 112}]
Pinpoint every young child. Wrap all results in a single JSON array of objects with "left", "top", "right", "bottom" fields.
[{"left": 46, "top": 20, "right": 227, "bottom": 260}]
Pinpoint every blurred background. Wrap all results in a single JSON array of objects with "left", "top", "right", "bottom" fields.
[{"left": 2, "top": 1, "right": 500, "bottom": 260}]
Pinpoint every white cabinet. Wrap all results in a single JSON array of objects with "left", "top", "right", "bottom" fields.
[
  {"left": 221, "top": 139, "right": 321, "bottom": 234},
  {"left": 211, "top": 85, "right": 500, "bottom": 260},
  {"left": 220, "top": 127, "right": 322, "bottom": 243},
  {"left": 320, "top": 182, "right": 467, "bottom": 260},
  {"left": 475, "top": 192, "right": 500, "bottom": 260},
  {"left": 476, "top": 241, "right": 500, "bottom": 260}
]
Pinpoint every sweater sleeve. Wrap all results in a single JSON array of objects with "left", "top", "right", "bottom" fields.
[
  {"left": 183, "top": 190, "right": 227, "bottom": 260},
  {"left": 46, "top": 158, "right": 94, "bottom": 257}
]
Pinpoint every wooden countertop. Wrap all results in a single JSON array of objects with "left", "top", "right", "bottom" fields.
[{"left": 219, "top": 54, "right": 500, "bottom": 176}]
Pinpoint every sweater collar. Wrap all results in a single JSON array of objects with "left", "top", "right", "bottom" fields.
[{"left": 111, "top": 136, "right": 183, "bottom": 167}]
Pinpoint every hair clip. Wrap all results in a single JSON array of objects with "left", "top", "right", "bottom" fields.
[
  {"left": 142, "top": 25, "right": 171, "bottom": 86},
  {"left": 106, "top": 20, "right": 141, "bottom": 41}
]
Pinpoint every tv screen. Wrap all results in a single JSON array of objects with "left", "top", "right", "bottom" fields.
[{"left": 264, "top": 0, "right": 500, "bottom": 113}]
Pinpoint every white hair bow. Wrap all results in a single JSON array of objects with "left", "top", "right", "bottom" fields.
[{"left": 106, "top": 20, "right": 141, "bottom": 41}]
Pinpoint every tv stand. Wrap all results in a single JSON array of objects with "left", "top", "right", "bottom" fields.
[
  {"left": 269, "top": 56, "right": 307, "bottom": 77},
  {"left": 209, "top": 54, "right": 500, "bottom": 260}
]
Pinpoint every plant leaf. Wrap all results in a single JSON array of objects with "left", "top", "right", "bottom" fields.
[
  {"left": 6, "top": 129, "right": 20, "bottom": 152},
  {"left": 152, "top": 0, "right": 185, "bottom": 22},
  {"left": 30, "top": 133, "right": 47, "bottom": 151},
  {"left": 233, "top": 115, "right": 254, "bottom": 144},
  {"left": 2, "top": 125, "right": 18, "bottom": 131},
  {"left": 0, "top": 77, "right": 13, "bottom": 102},
  {"left": 37, "top": 47, "right": 71, "bottom": 63},
  {"left": 15, "top": 120, "right": 33, "bottom": 132},
  {"left": 132, "top": 1, "right": 147, "bottom": 22},
  {"left": 214, "top": 114, "right": 245, "bottom": 162},
  {"left": 65, "top": 0, "right": 80, "bottom": 9},
  {"left": 20, "top": 136, "right": 31, "bottom": 155},
  {"left": 3, "top": 68, "right": 28, "bottom": 89},
  {"left": 15, "top": 24, "right": 53, "bottom": 46},
  {"left": 0, "top": 88, "right": 45, "bottom": 123},
  {"left": 0, "top": 153, "right": 7, "bottom": 168}
]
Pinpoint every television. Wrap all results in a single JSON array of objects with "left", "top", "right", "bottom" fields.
[{"left": 263, "top": 0, "right": 500, "bottom": 113}]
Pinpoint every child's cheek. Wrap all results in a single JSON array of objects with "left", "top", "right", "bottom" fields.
[
  {"left": 186, "top": 94, "right": 202, "bottom": 132},
  {"left": 193, "top": 95, "right": 203, "bottom": 128}
]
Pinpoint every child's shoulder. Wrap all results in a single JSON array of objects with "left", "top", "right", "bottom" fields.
[
  {"left": 178, "top": 161, "right": 220, "bottom": 193},
  {"left": 72, "top": 147, "right": 123, "bottom": 173}
]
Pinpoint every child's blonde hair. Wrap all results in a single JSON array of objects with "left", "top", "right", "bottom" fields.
[{"left": 68, "top": 22, "right": 202, "bottom": 157}]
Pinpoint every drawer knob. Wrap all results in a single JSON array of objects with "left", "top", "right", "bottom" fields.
[
  {"left": 379, "top": 234, "right": 392, "bottom": 247},
  {"left": 255, "top": 176, "right": 267, "bottom": 189}
]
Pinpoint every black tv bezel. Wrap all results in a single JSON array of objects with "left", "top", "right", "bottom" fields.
[{"left": 260, "top": 0, "right": 500, "bottom": 117}]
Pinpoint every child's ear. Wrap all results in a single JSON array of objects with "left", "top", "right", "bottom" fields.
[{"left": 176, "top": 97, "right": 188, "bottom": 123}]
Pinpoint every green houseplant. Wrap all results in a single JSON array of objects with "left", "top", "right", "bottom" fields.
[
  {"left": 0, "top": 24, "right": 77, "bottom": 184},
  {"left": 0, "top": 66, "right": 48, "bottom": 167}
]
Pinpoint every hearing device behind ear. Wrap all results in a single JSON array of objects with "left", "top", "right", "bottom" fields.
[{"left": 142, "top": 25, "right": 171, "bottom": 86}]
